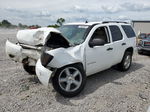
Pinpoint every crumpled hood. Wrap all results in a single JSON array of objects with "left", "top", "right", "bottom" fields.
[{"left": 17, "top": 27, "right": 71, "bottom": 46}]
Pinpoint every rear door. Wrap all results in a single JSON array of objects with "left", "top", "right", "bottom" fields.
[{"left": 108, "top": 25, "right": 126, "bottom": 65}]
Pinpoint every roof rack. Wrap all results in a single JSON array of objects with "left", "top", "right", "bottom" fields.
[{"left": 102, "top": 21, "right": 128, "bottom": 24}]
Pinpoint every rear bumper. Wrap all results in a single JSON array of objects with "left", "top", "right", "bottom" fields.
[{"left": 36, "top": 59, "right": 53, "bottom": 87}]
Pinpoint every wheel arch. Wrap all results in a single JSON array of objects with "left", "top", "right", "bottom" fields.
[
  {"left": 52, "top": 62, "right": 85, "bottom": 78},
  {"left": 62, "top": 62, "right": 84, "bottom": 70},
  {"left": 125, "top": 47, "right": 134, "bottom": 55}
]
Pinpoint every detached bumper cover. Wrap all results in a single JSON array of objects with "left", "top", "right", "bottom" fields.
[
  {"left": 6, "top": 40, "right": 23, "bottom": 62},
  {"left": 36, "top": 59, "right": 53, "bottom": 87},
  {"left": 6, "top": 40, "right": 41, "bottom": 66}
]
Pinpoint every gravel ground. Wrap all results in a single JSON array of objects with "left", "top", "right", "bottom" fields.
[{"left": 0, "top": 29, "right": 150, "bottom": 112}]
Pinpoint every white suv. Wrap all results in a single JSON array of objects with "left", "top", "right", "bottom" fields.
[{"left": 36, "top": 21, "right": 136, "bottom": 97}]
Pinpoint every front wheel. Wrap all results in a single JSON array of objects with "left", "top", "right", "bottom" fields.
[
  {"left": 117, "top": 52, "right": 132, "bottom": 71},
  {"left": 138, "top": 50, "right": 143, "bottom": 55},
  {"left": 52, "top": 64, "right": 86, "bottom": 97}
]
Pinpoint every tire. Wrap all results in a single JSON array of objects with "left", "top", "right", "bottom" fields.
[
  {"left": 138, "top": 50, "right": 143, "bottom": 55},
  {"left": 52, "top": 64, "right": 86, "bottom": 97},
  {"left": 117, "top": 51, "right": 132, "bottom": 71},
  {"left": 23, "top": 64, "right": 35, "bottom": 75}
]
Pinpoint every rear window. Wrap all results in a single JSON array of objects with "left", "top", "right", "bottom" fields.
[
  {"left": 121, "top": 25, "right": 136, "bottom": 38},
  {"left": 109, "top": 25, "right": 123, "bottom": 42}
]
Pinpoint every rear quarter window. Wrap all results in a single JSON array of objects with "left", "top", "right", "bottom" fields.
[{"left": 121, "top": 25, "right": 136, "bottom": 38}]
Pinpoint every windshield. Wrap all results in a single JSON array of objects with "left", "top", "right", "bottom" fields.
[
  {"left": 139, "top": 33, "right": 146, "bottom": 39},
  {"left": 58, "top": 25, "right": 89, "bottom": 45}
]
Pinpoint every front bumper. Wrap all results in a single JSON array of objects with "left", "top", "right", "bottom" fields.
[
  {"left": 138, "top": 46, "right": 150, "bottom": 52},
  {"left": 36, "top": 59, "right": 53, "bottom": 87},
  {"left": 6, "top": 40, "right": 23, "bottom": 62},
  {"left": 6, "top": 40, "right": 41, "bottom": 65}
]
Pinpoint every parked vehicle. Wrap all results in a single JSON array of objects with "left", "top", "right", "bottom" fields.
[
  {"left": 137, "top": 33, "right": 150, "bottom": 54},
  {"left": 136, "top": 33, "right": 146, "bottom": 45},
  {"left": 35, "top": 21, "right": 136, "bottom": 97},
  {"left": 5, "top": 27, "right": 63, "bottom": 74}
]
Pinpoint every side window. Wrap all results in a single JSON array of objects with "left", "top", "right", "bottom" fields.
[
  {"left": 121, "top": 25, "right": 136, "bottom": 38},
  {"left": 91, "top": 27, "right": 109, "bottom": 43},
  {"left": 109, "top": 25, "right": 123, "bottom": 42}
]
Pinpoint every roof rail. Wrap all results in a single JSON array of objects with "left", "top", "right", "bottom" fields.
[{"left": 102, "top": 21, "right": 128, "bottom": 24}]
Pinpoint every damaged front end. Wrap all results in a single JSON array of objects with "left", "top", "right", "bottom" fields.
[
  {"left": 5, "top": 27, "right": 71, "bottom": 74},
  {"left": 36, "top": 45, "right": 85, "bottom": 87},
  {"left": 6, "top": 40, "right": 41, "bottom": 65},
  {"left": 35, "top": 25, "right": 90, "bottom": 86}
]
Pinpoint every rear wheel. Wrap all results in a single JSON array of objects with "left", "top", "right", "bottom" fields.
[
  {"left": 23, "top": 64, "right": 35, "bottom": 75},
  {"left": 52, "top": 64, "right": 86, "bottom": 97},
  {"left": 117, "top": 51, "right": 132, "bottom": 71}
]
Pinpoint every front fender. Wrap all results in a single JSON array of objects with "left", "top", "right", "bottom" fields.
[{"left": 46, "top": 46, "right": 85, "bottom": 69}]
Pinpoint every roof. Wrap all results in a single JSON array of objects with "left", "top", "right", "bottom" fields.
[
  {"left": 65, "top": 21, "right": 129, "bottom": 26},
  {"left": 64, "top": 22, "right": 101, "bottom": 26},
  {"left": 132, "top": 20, "right": 150, "bottom": 23}
]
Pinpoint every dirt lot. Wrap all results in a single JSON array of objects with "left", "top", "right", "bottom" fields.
[{"left": 0, "top": 29, "right": 150, "bottom": 112}]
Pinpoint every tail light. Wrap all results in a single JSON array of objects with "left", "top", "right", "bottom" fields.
[{"left": 41, "top": 52, "right": 53, "bottom": 67}]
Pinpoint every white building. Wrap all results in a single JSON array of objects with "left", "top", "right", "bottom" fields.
[{"left": 132, "top": 20, "right": 150, "bottom": 35}]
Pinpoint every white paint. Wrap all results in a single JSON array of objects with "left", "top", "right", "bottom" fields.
[
  {"left": 147, "top": 106, "right": 150, "bottom": 112},
  {"left": 6, "top": 40, "right": 23, "bottom": 62},
  {"left": 6, "top": 22, "right": 136, "bottom": 87},
  {"left": 17, "top": 27, "right": 60, "bottom": 46},
  {"left": 5, "top": 27, "right": 63, "bottom": 66},
  {"left": 36, "top": 59, "right": 52, "bottom": 87},
  {"left": 6, "top": 40, "right": 40, "bottom": 65},
  {"left": 36, "top": 22, "right": 136, "bottom": 86}
]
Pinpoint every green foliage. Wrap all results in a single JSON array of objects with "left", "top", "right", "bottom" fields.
[
  {"left": 56, "top": 18, "right": 65, "bottom": 26},
  {"left": 47, "top": 18, "right": 65, "bottom": 28},
  {"left": 28, "top": 25, "right": 41, "bottom": 29},
  {"left": 47, "top": 24, "right": 59, "bottom": 28},
  {"left": 18, "top": 23, "right": 28, "bottom": 28},
  {"left": 0, "top": 18, "right": 66, "bottom": 29},
  {"left": 1, "top": 20, "right": 12, "bottom": 28}
]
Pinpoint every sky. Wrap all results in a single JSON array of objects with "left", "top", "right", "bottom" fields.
[{"left": 0, "top": 0, "right": 150, "bottom": 26}]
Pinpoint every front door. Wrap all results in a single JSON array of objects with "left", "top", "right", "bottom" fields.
[{"left": 85, "top": 26, "right": 114, "bottom": 76}]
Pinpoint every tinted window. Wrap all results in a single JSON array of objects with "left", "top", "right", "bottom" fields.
[
  {"left": 109, "top": 26, "right": 122, "bottom": 41},
  {"left": 122, "top": 25, "right": 136, "bottom": 38},
  {"left": 91, "top": 27, "right": 109, "bottom": 43}
]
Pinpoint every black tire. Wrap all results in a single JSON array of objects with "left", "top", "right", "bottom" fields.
[
  {"left": 117, "top": 51, "right": 132, "bottom": 71},
  {"left": 52, "top": 64, "right": 86, "bottom": 97},
  {"left": 138, "top": 50, "right": 143, "bottom": 55},
  {"left": 23, "top": 64, "right": 35, "bottom": 75}
]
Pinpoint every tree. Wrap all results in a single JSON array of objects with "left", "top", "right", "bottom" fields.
[
  {"left": 1, "top": 20, "right": 11, "bottom": 27},
  {"left": 56, "top": 18, "right": 65, "bottom": 26},
  {"left": 18, "top": 23, "right": 23, "bottom": 27},
  {"left": 47, "top": 24, "right": 59, "bottom": 28}
]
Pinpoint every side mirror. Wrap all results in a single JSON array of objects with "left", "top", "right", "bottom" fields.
[{"left": 89, "top": 38, "right": 106, "bottom": 48}]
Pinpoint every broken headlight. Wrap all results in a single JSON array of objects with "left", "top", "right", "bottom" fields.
[{"left": 41, "top": 52, "right": 53, "bottom": 67}]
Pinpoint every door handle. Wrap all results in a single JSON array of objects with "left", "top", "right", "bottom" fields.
[
  {"left": 107, "top": 48, "right": 113, "bottom": 51},
  {"left": 122, "top": 43, "right": 126, "bottom": 46}
]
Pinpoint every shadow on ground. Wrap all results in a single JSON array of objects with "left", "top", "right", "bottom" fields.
[
  {"left": 54, "top": 62, "right": 144, "bottom": 105},
  {"left": 28, "top": 75, "right": 41, "bottom": 84},
  {"left": 139, "top": 52, "right": 150, "bottom": 56}
]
